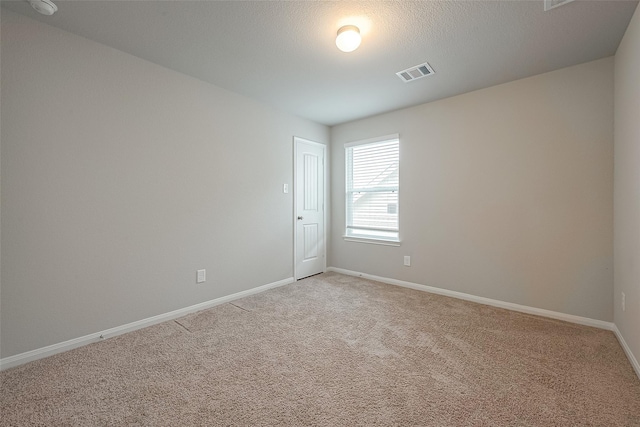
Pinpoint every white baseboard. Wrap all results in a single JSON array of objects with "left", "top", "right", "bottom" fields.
[
  {"left": 327, "top": 267, "right": 614, "bottom": 330},
  {"left": 612, "top": 325, "right": 640, "bottom": 380},
  {"left": 5, "top": 270, "right": 638, "bottom": 382},
  {"left": 0, "top": 277, "right": 294, "bottom": 371}
]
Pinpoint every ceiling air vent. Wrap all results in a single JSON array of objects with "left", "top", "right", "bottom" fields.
[
  {"left": 544, "top": 0, "right": 575, "bottom": 11},
  {"left": 396, "top": 62, "right": 435, "bottom": 83}
]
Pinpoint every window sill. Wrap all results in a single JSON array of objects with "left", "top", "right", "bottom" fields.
[{"left": 343, "top": 236, "right": 401, "bottom": 247}]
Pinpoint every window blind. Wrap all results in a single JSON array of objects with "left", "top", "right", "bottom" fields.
[{"left": 345, "top": 136, "right": 399, "bottom": 241}]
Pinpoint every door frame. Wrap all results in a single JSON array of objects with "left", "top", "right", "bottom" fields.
[{"left": 293, "top": 136, "right": 327, "bottom": 281}]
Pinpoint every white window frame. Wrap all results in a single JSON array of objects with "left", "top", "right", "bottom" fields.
[{"left": 344, "top": 134, "right": 400, "bottom": 246}]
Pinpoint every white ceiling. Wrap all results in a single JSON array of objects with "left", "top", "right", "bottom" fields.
[{"left": 2, "top": 0, "right": 638, "bottom": 126}]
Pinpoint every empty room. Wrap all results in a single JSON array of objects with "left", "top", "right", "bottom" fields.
[{"left": 1, "top": 0, "right": 640, "bottom": 425}]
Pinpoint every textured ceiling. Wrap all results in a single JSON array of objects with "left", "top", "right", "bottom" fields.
[{"left": 2, "top": 0, "right": 638, "bottom": 125}]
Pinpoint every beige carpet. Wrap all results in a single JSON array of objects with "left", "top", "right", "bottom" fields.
[{"left": 1, "top": 272, "right": 639, "bottom": 426}]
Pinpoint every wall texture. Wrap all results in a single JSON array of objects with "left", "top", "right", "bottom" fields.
[
  {"left": 331, "top": 58, "right": 614, "bottom": 322},
  {"left": 0, "top": 10, "right": 328, "bottom": 358},
  {"left": 614, "top": 5, "right": 640, "bottom": 369}
]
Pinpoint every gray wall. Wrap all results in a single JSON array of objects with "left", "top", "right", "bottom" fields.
[
  {"left": 330, "top": 58, "right": 614, "bottom": 322},
  {"left": 0, "top": 10, "right": 329, "bottom": 358},
  {"left": 614, "top": 5, "right": 640, "bottom": 368}
]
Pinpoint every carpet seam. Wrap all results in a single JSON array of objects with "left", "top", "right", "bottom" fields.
[
  {"left": 229, "top": 302, "right": 252, "bottom": 312},
  {"left": 173, "top": 320, "right": 191, "bottom": 333}
]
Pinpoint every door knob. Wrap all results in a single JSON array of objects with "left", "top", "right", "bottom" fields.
[{"left": 297, "top": 216, "right": 303, "bottom": 220}]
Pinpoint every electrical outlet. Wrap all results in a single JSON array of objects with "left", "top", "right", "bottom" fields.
[
  {"left": 622, "top": 292, "right": 625, "bottom": 312},
  {"left": 404, "top": 256, "right": 411, "bottom": 267},
  {"left": 196, "top": 269, "right": 206, "bottom": 284}
]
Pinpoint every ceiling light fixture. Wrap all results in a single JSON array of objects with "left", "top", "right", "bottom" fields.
[
  {"left": 336, "top": 25, "right": 361, "bottom": 53},
  {"left": 28, "top": 0, "right": 57, "bottom": 16}
]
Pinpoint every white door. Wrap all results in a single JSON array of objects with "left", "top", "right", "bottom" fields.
[{"left": 295, "top": 137, "right": 325, "bottom": 280}]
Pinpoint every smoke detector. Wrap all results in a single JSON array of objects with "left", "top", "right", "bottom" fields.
[
  {"left": 28, "top": 0, "right": 57, "bottom": 16},
  {"left": 396, "top": 62, "right": 435, "bottom": 83}
]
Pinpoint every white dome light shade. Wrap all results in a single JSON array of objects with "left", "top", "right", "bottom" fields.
[
  {"left": 29, "top": 0, "right": 57, "bottom": 15},
  {"left": 336, "top": 25, "right": 361, "bottom": 53}
]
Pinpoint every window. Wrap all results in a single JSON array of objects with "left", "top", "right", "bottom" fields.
[{"left": 345, "top": 134, "right": 400, "bottom": 244}]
